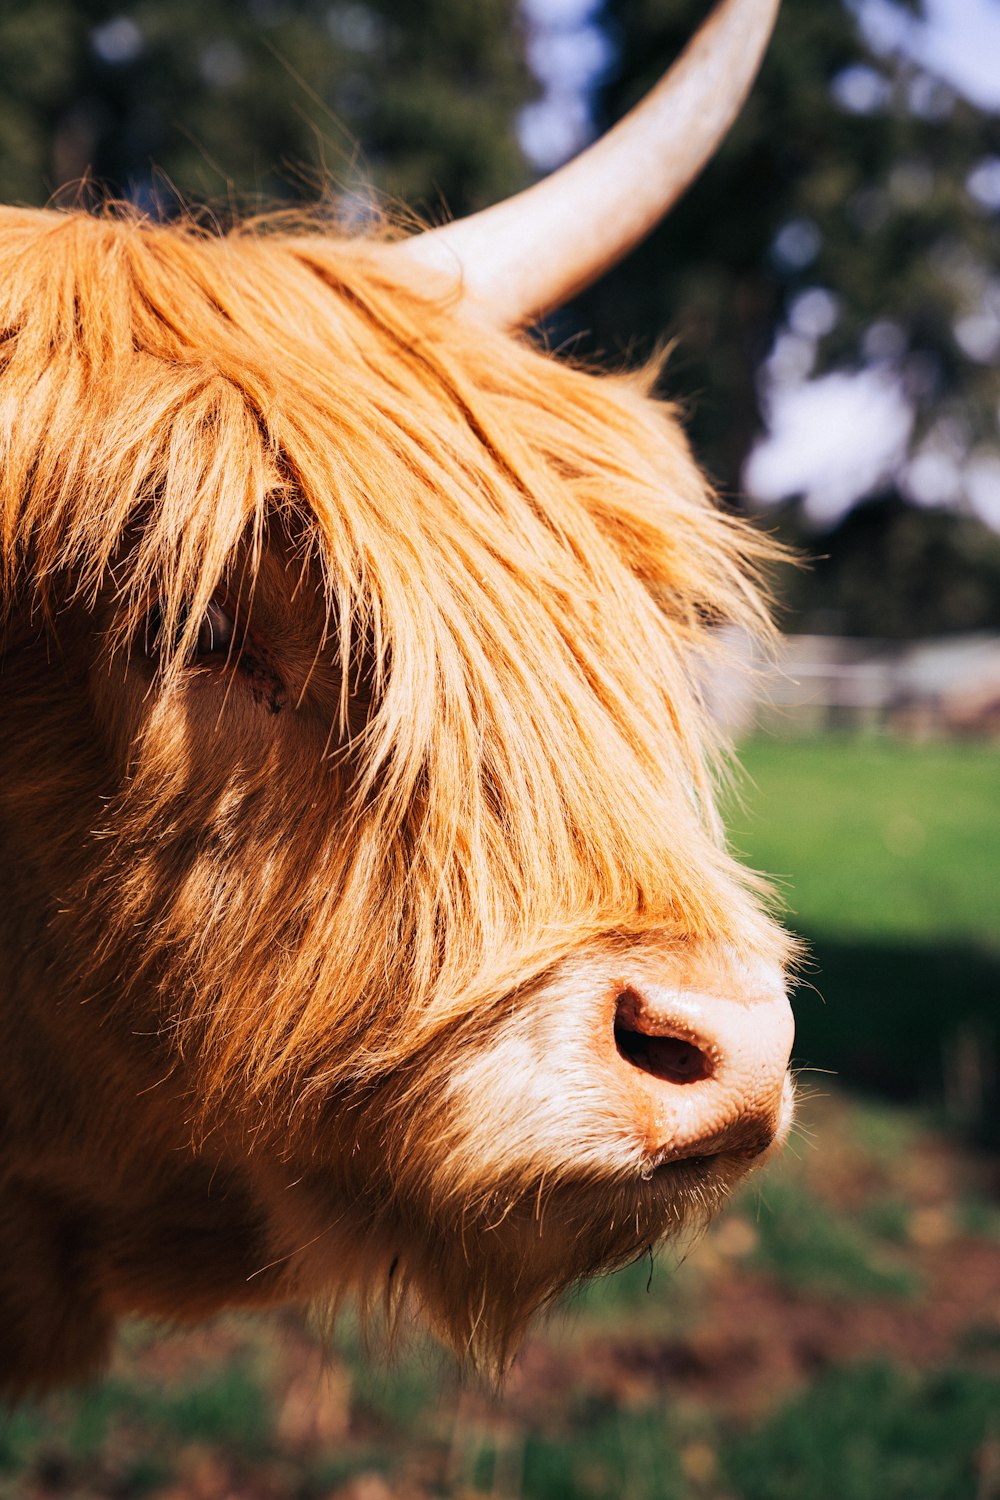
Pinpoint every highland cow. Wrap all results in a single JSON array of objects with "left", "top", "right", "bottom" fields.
[{"left": 0, "top": 0, "right": 794, "bottom": 1395}]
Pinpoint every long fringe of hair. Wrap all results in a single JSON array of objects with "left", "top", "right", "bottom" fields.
[{"left": 0, "top": 205, "right": 788, "bottom": 1119}]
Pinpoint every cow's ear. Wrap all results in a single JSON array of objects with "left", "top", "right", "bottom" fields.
[{"left": 392, "top": 0, "right": 779, "bottom": 328}]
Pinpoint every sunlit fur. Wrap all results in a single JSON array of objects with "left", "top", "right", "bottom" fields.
[{"left": 0, "top": 205, "right": 791, "bottom": 1393}]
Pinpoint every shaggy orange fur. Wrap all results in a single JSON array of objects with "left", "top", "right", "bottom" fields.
[{"left": 0, "top": 206, "right": 790, "bottom": 1394}]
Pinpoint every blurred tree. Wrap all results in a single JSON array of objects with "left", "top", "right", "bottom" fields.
[
  {"left": 570, "top": 0, "right": 1000, "bottom": 633},
  {"left": 0, "top": 0, "right": 532, "bottom": 217},
  {"left": 777, "top": 494, "right": 1000, "bottom": 635}
]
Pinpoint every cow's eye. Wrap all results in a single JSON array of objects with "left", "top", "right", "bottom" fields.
[
  {"left": 143, "top": 599, "right": 236, "bottom": 662},
  {"left": 195, "top": 599, "right": 235, "bottom": 656}
]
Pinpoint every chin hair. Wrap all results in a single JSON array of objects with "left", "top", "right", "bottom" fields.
[{"left": 311, "top": 1148, "right": 752, "bottom": 1377}]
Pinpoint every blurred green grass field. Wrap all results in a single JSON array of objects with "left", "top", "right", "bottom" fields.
[
  {"left": 2, "top": 734, "right": 998, "bottom": 1499},
  {"left": 731, "top": 738, "right": 998, "bottom": 945},
  {"left": 729, "top": 738, "right": 999, "bottom": 1133}
]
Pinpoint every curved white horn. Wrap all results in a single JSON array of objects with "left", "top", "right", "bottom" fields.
[{"left": 394, "top": 0, "right": 780, "bottom": 327}]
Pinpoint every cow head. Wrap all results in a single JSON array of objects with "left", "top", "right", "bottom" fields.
[{"left": 0, "top": 0, "right": 794, "bottom": 1391}]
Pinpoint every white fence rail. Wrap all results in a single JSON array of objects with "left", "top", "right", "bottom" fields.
[{"left": 708, "top": 631, "right": 1000, "bottom": 738}]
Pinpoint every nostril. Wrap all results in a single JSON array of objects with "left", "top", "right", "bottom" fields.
[
  {"left": 615, "top": 1027, "right": 711, "bottom": 1083},
  {"left": 613, "top": 990, "right": 713, "bottom": 1085}
]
